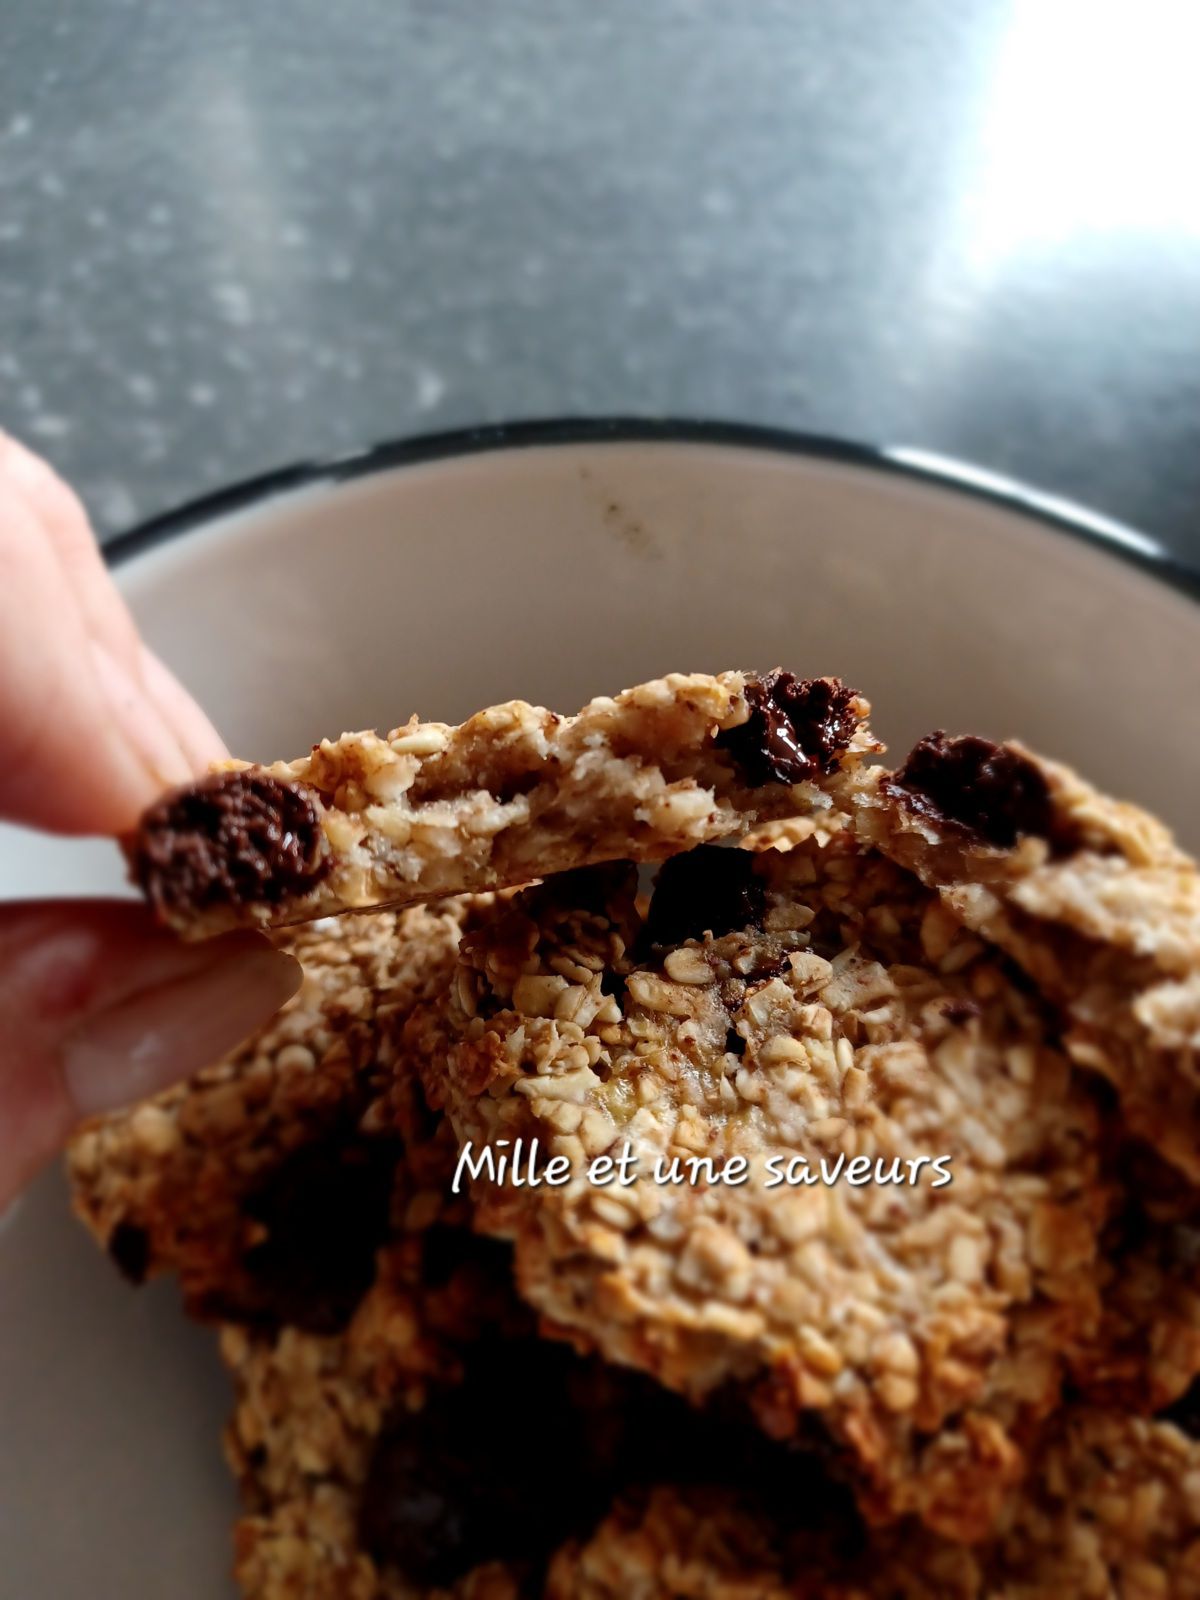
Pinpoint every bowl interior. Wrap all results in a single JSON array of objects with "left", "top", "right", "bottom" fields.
[{"left": 3, "top": 436, "right": 1198, "bottom": 1596}]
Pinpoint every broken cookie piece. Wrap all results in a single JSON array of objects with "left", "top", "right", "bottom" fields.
[
  {"left": 854, "top": 734, "right": 1200, "bottom": 1181},
  {"left": 547, "top": 1409, "right": 1200, "bottom": 1599},
  {"left": 223, "top": 1215, "right": 857, "bottom": 1600},
  {"left": 1071, "top": 1139, "right": 1200, "bottom": 1414},
  {"left": 128, "top": 671, "right": 878, "bottom": 938},
  {"left": 407, "top": 838, "right": 1108, "bottom": 1540},
  {"left": 222, "top": 1237, "right": 534, "bottom": 1600},
  {"left": 71, "top": 675, "right": 1200, "bottom": 1595},
  {"left": 66, "top": 901, "right": 471, "bottom": 1329}
]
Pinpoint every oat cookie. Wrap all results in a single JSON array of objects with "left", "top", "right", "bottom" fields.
[
  {"left": 222, "top": 1236, "right": 532, "bottom": 1600},
  {"left": 222, "top": 1105, "right": 543, "bottom": 1598},
  {"left": 67, "top": 901, "right": 468, "bottom": 1329},
  {"left": 223, "top": 1224, "right": 856, "bottom": 1600},
  {"left": 852, "top": 733, "right": 1200, "bottom": 1180},
  {"left": 547, "top": 1409, "right": 1200, "bottom": 1599},
  {"left": 408, "top": 840, "right": 1108, "bottom": 1539},
  {"left": 225, "top": 1196, "right": 1200, "bottom": 1600},
  {"left": 976, "top": 1408, "right": 1200, "bottom": 1600},
  {"left": 546, "top": 1484, "right": 965, "bottom": 1599},
  {"left": 128, "top": 671, "right": 877, "bottom": 938},
  {"left": 1068, "top": 1138, "right": 1200, "bottom": 1414}
]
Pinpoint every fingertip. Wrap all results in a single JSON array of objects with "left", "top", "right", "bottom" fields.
[
  {"left": 0, "top": 428, "right": 91, "bottom": 538},
  {"left": 202, "top": 929, "right": 304, "bottom": 990},
  {"left": 242, "top": 940, "right": 305, "bottom": 1007},
  {"left": 0, "top": 433, "right": 224, "bottom": 833},
  {"left": 0, "top": 920, "right": 308, "bottom": 1208}
]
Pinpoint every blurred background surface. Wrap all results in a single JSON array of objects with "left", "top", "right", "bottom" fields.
[{"left": 1, "top": 0, "right": 1197, "bottom": 560}]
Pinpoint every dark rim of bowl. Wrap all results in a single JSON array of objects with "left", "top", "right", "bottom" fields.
[{"left": 105, "top": 416, "right": 1200, "bottom": 602}]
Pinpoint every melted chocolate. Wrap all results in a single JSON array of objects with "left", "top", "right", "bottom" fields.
[
  {"left": 717, "top": 671, "right": 859, "bottom": 787},
  {"left": 642, "top": 845, "right": 766, "bottom": 948},
  {"left": 132, "top": 770, "right": 330, "bottom": 918},
  {"left": 886, "top": 731, "right": 1053, "bottom": 849}
]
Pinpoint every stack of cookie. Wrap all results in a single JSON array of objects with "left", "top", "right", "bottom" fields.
[{"left": 68, "top": 670, "right": 1200, "bottom": 1598}]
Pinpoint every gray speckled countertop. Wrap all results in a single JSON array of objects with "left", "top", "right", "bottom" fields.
[{"left": 1, "top": 1, "right": 1198, "bottom": 562}]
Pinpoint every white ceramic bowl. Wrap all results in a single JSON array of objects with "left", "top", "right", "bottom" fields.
[{"left": 3, "top": 421, "right": 1199, "bottom": 1597}]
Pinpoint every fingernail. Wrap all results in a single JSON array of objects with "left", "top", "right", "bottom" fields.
[
  {"left": 12, "top": 918, "right": 247, "bottom": 1018},
  {"left": 62, "top": 947, "right": 303, "bottom": 1116},
  {"left": 90, "top": 637, "right": 195, "bottom": 791}
]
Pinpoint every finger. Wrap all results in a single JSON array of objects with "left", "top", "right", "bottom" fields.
[
  {"left": 0, "top": 429, "right": 143, "bottom": 673},
  {"left": 138, "top": 643, "right": 228, "bottom": 770},
  {"left": 0, "top": 430, "right": 228, "bottom": 818},
  {"left": 0, "top": 482, "right": 195, "bottom": 832},
  {"left": 0, "top": 900, "right": 301, "bottom": 1208}
]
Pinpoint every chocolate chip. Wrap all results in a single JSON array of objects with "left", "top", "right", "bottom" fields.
[
  {"left": 885, "top": 732, "right": 1053, "bottom": 849},
  {"left": 634, "top": 1387, "right": 857, "bottom": 1537},
  {"left": 361, "top": 1340, "right": 596, "bottom": 1584},
  {"left": 132, "top": 770, "right": 330, "bottom": 919},
  {"left": 941, "top": 998, "right": 981, "bottom": 1025},
  {"left": 533, "top": 862, "right": 639, "bottom": 918},
  {"left": 107, "top": 1222, "right": 150, "bottom": 1285},
  {"left": 717, "top": 672, "right": 860, "bottom": 787},
  {"left": 360, "top": 1406, "right": 490, "bottom": 1585},
  {"left": 362, "top": 1333, "right": 856, "bottom": 1588},
  {"left": 642, "top": 846, "right": 766, "bottom": 948},
  {"left": 239, "top": 1134, "right": 397, "bottom": 1333}
]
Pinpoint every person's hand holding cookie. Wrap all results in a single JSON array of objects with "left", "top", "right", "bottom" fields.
[{"left": 0, "top": 432, "right": 300, "bottom": 1208}]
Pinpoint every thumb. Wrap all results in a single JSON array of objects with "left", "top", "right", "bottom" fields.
[{"left": 0, "top": 901, "right": 301, "bottom": 1208}]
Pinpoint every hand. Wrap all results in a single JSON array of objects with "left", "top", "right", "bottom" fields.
[{"left": 0, "top": 433, "right": 301, "bottom": 1208}]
